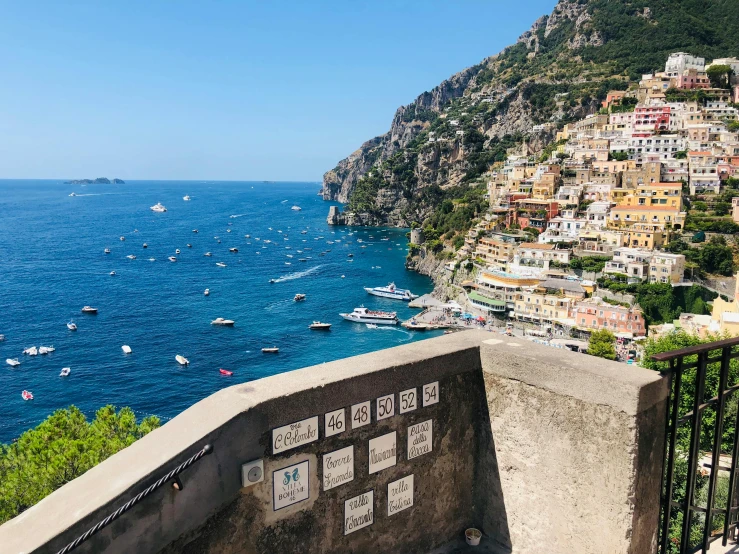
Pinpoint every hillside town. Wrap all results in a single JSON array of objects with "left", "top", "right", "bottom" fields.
[{"left": 427, "top": 52, "right": 739, "bottom": 355}]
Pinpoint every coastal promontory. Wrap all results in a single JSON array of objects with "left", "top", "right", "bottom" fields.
[{"left": 64, "top": 177, "right": 125, "bottom": 184}]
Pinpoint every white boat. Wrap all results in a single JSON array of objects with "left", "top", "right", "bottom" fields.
[
  {"left": 67, "top": 321, "right": 77, "bottom": 331},
  {"left": 120, "top": 236, "right": 125, "bottom": 241},
  {"left": 204, "top": 252, "right": 212, "bottom": 257},
  {"left": 150, "top": 202, "right": 167, "bottom": 212},
  {"left": 175, "top": 249, "right": 181, "bottom": 254},
  {"left": 291, "top": 206, "right": 301, "bottom": 211},
  {"left": 211, "top": 317, "right": 235, "bottom": 326},
  {"left": 60, "top": 367, "right": 71, "bottom": 377},
  {"left": 104, "top": 248, "right": 111, "bottom": 254},
  {"left": 229, "top": 247, "right": 238, "bottom": 253},
  {"left": 0, "top": 334, "right": 4, "bottom": 341},
  {"left": 81, "top": 306, "right": 98, "bottom": 314},
  {"left": 169, "top": 256, "right": 177, "bottom": 262},
  {"left": 110, "top": 271, "right": 116, "bottom": 276},
  {"left": 187, "top": 244, "right": 192, "bottom": 248},
  {"left": 309, "top": 321, "right": 332, "bottom": 330},
  {"left": 24, "top": 346, "right": 39, "bottom": 356},
  {"left": 143, "top": 243, "right": 148, "bottom": 248},
  {"left": 122, "top": 345, "right": 132, "bottom": 354},
  {"left": 364, "top": 283, "right": 418, "bottom": 301},
  {"left": 148, "top": 257, "right": 156, "bottom": 262},
  {"left": 7, "top": 358, "right": 20, "bottom": 367},
  {"left": 183, "top": 195, "right": 191, "bottom": 201},
  {"left": 126, "top": 254, "right": 136, "bottom": 260},
  {"left": 262, "top": 347, "right": 279, "bottom": 353},
  {"left": 216, "top": 262, "right": 227, "bottom": 267},
  {"left": 340, "top": 307, "right": 398, "bottom": 325},
  {"left": 175, "top": 355, "right": 189, "bottom": 366},
  {"left": 204, "top": 288, "right": 210, "bottom": 296},
  {"left": 69, "top": 192, "right": 77, "bottom": 197},
  {"left": 39, "top": 346, "right": 54, "bottom": 354},
  {"left": 294, "top": 294, "right": 306, "bottom": 301}
]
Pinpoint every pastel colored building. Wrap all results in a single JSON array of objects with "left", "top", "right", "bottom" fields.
[{"left": 573, "top": 298, "right": 646, "bottom": 337}]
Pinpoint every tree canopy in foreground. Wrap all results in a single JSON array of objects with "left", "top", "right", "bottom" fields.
[{"left": 0, "top": 405, "right": 160, "bottom": 524}]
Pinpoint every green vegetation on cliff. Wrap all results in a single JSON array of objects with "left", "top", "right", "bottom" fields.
[{"left": 0, "top": 406, "right": 159, "bottom": 524}]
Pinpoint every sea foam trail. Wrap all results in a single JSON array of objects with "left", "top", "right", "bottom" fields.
[
  {"left": 273, "top": 265, "right": 322, "bottom": 283},
  {"left": 229, "top": 214, "right": 247, "bottom": 218}
]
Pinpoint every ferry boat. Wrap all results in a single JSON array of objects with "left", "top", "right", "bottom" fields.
[
  {"left": 150, "top": 202, "right": 167, "bottom": 213},
  {"left": 339, "top": 306, "right": 398, "bottom": 325},
  {"left": 364, "top": 283, "right": 418, "bottom": 301}
]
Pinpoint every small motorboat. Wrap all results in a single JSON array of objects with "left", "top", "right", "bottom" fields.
[
  {"left": 0, "top": 334, "right": 5, "bottom": 341},
  {"left": 245, "top": 234, "right": 251, "bottom": 238},
  {"left": 219, "top": 368, "right": 233, "bottom": 376},
  {"left": 269, "top": 279, "right": 276, "bottom": 284},
  {"left": 204, "top": 252, "right": 212, "bottom": 257},
  {"left": 69, "top": 192, "right": 77, "bottom": 197},
  {"left": 110, "top": 271, "right": 116, "bottom": 276},
  {"left": 309, "top": 321, "right": 332, "bottom": 330},
  {"left": 216, "top": 262, "right": 227, "bottom": 267},
  {"left": 39, "top": 346, "right": 54, "bottom": 354},
  {"left": 120, "top": 236, "right": 125, "bottom": 241},
  {"left": 211, "top": 318, "right": 235, "bottom": 326},
  {"left": 262, "top": 347, "right": 279, "bottom": 353},
  {"left": 169, "top": 256, "right": 177, "bottom": 262},
  {"left": 229, "top": 247, "right": 238, "bottom": 253},
  {"left": 104, "top": 248, "right": 111, "bottom": 254},
  {"left": 347, "top": 253, "right": 354, "bottom": 258},
  {"left": 183, "top": 195, "right": 191, "bottom": 201},
  {"left": 148, "top": 257, "right": 156, "bottom": 262},
  {"left": 60, "top": 367, "right": 71, "bottom": 377},
  {"left": 226, "top": 229, "right": 231, "bottom": 233},
  {"left": 187, "top": 244, "right": 192, "bottom": 248},
  {"left": 444, "top": 330, "right": 454, "bottom": 335},
  {"left": 299, "top": 258, "right": 307, "bottom": 262},
  {"left": 126, "top": 254, "right": 136, "bottom": 260},
  {"left": 6, "top": 358, "right": 20, "bottom": 367},
  {"left": 175, "top": 249, "right": 181, "bottom": 254},
  {"left": 21, "top": 390, "right": 33, "bottom": 401},
  {"left": 204, "top": 288, "right": 210, "bottom": 296},
  {"left": 291, "top": 206, "right": 302, "bottom": 211},
  {"left": 122, "top": 345, "right": 132, "bottom": 354},
  {"left": 193, "top": 229, "right": 199, "bottom": 233},
  {"left": 23, "top": 346, "right": 38, "bottom": 356},
  {"left": 67, "top": 321, "right": 77, "bottom": 331},
  {"left": 175, "top": 355, "right": 189, "bottom": 366},
  {"left": 81, "top": 306, "right": 98, "bottom": 314},
  {"left": 294, "top": 294, "right": 306, "bottom": 301},
  {"left": 143, "top": 243, "right": 148, "bottom": 248},
  {"left": 150, "top": 202, "right": 167, "bottom": 212}
]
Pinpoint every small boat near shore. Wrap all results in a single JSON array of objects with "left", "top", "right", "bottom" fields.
[
  {"left": 104, "top": 248, "right": 111, "bottom": 254},
  {"left": 219, "top": 368, "right": 233, "bottom": 376},
  {"left": 229, "top": 247, "right": 238, "bottom": 253},
  {"left": 262, "top": 347, "right": 279, "bottom": 353},
  {"left": 291, "top": 206, "right": 301, "bottom": 211},
  {"left": 183, "top": 195, "right": 191, "bottom": 201},
  {"left": 81, "top": 306, "right": 98, "bottom": 314},
  {"left": 169, "top": 256, "right": 177, "bottom": 262},
  {"left": 6, "top": 358, "right": 20, "bottom": 367},
  {"left": 22, "top": 390, "right": 33, "bottom": 401},
  {"left": 294, "top": 293, "right": 306, "bottom": 302},
  {"left": 110, "top": 271, "right": 116, "bottom": 276},
  {"left": 127, "top": 254, "right": 136, "bottom": 260},
  {"left": 309, "top": 321, "right": 331, "bottom": 330},
  {"left": 23, "top": 346, "right": 38, "bottom": 356},
  {"left": 204, "top": 252, "right": 212, "bottom": 257},
  {"left": 67, "top": 321, "right": 77, "bottom": 331},
  {"left": 204, "top": 288, "right": 210, "bottom": 296},
  {"left": 175, "top": 355, "right": 189, "bottom": 366},
  {"left": 175, "top": 249, "right": 181, "bottom": 254},
  {"left": 122, "top": 345, "right": 132, "bottom": 354},
  {"left": 340, "top": 307, "right": 398, "bottom": 325},
  {"left": 216, "top": 262, "right": 227, "bottom": 267},
  {"left": 211, "top": 317, "right": 235, "bottom": 326},
  {"left": 60, "top": 367, "right": 71, "bottom": 377}
]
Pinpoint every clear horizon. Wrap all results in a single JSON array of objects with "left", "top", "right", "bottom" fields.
[{"left": 0, "top": 0, "right": 557, "bottom": 182}]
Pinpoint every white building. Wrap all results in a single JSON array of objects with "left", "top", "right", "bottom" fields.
[
  {"left": 538, "top": 214, "right": 586, "bottom": 244},
  {"left": 585, "top": 202, "right": 612, "bottom": 229},
  {"left": 665, "top": 52, "right": 705, "bottom": 77},
  {"left": 604, "top": 247, "right": 654, "bottom": 282}
]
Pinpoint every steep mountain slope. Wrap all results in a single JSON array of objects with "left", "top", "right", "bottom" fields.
[{"left": 322, "top": 0, "right": 739, "bottom": 227}]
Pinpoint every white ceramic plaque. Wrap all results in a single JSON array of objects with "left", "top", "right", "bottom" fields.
[
  {"left": 344, "top": 490, "right": 374, "bottom": 535},
  {"left": 273, "top": 460, "right": 310, "bottom": 510},
  {"left": 399, "top": 388, "right": 417, "bottom": 414},
  {"left": 323, "top": 446, "right": 354, "bottom": 491},
  {"left": 272, "top": 416, "right": 319, "bottom": 454},
  {"left": 376, "top": 393, "right": 395, "bottom": 421},
  {"left": 324, "top": 408, "right": 346, "bottom": 438},
  {"left": 388, "top": 474, "right": 414, "bottom": 516},
  {"left": 351, "top": 401, "right": 371, "bottom": 429},
  {"left": 422, "top": 381, "right": 439, "bottom": 407},
  {"left": 368, "top": 431, "right": 397, "bottom": 474},
  {"left": 407, "top": 419, "right": 433, "bottom": 460}
]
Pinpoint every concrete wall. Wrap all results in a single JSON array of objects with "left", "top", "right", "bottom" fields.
[{"left": 0, "top": 332, "right": 668, "bottom": 554}]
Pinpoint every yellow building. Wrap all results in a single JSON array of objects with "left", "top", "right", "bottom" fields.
[
  {"left": 608, "top": 182, "right": 686, "bottom": 246},
  {"left": 514, "top": 292, "right": 575, "bottom": 325},
  {"left": 711, "top": 276, "right": 739, "bottom": 337}
]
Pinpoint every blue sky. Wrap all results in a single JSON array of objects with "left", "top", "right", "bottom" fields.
[{"left": 0, "top": 0, "right": 556, "bottom": 181}]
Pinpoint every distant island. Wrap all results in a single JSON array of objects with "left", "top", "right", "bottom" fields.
[{"left": 64, "top": 177, "right": 125, "bottom": 184}]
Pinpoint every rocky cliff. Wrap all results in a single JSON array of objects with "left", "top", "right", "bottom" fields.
[{"left": 322, "top": 0, "right": 739, "bottom": 226}]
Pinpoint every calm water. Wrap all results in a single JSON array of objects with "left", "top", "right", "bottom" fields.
[{"left": 0, "top": 180, "right": 437, "bottom": 442}]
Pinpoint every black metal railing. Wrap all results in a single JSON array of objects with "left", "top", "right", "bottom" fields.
[
  {"left": 55, "top": 443, "right": 213, "bottom": 554},
  {"left": 654, "top": 337, "right": 739, "bottom": 554}
]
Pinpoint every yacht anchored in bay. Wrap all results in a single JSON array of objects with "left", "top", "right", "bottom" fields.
[
  {"left": 364, "top": 282, "right": 417, "bottom": 301},
  {"left": 339, "top": 306, "right": 398, "bottom": 325}
]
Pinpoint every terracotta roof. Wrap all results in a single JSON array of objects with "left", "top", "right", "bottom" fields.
[
  {"left": 688, "top": 151, "right": 713, "bottom": 156},
  {"left": 519, "top": 243, "right": 555, "bottom": 250}
]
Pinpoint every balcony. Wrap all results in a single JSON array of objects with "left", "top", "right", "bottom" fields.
[{"left": 0, "top": 332, "right": 670, "bottom": 554}]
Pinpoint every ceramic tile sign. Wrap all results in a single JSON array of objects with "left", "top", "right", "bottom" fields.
[
  {"left": 344, "top": 490, "right": 374, "bottom": 535},
  {"left": 323, "top": 445, "right": 354, "bottom": 491},
  {"left": 422, "top": 381, "right": 439, "bottom": 407},
  {"left": 368, "top": 431, "right": 397, "bottom": 474},
  {"left": 324, "top": 408, "right": 345, "bottom": 438},
  {"left": 273, "top": 460, "right": 310, "bottom": 510},
  {"left": 376, "top": 393, "right": 395, "bottom": 421},
  {"left": 387, "top": 475, "right": 414, "bottom": 516},
  {"left": 407, "top": 420, "right": 433, "bottom": 460},
  {"left": 272, "top": 416, "right": 319, "bottom": 454},
  {"left": 351, "top": 401, "right": 371, "bottom": 430},
  {"left": 399, "top": 387, "right": 417, "bottom": 414}
]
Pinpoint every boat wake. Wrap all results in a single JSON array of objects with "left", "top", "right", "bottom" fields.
[
  {"left": 229, "top": 214, "right": 247, "bottom": 218},
  {"left": 272, "top": 265, "right": 322, "bottom": 283}
]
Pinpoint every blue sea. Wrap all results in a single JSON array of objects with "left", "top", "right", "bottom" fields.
[{"left": 0, "top": 180, "right": 438, "bottom": 442}]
